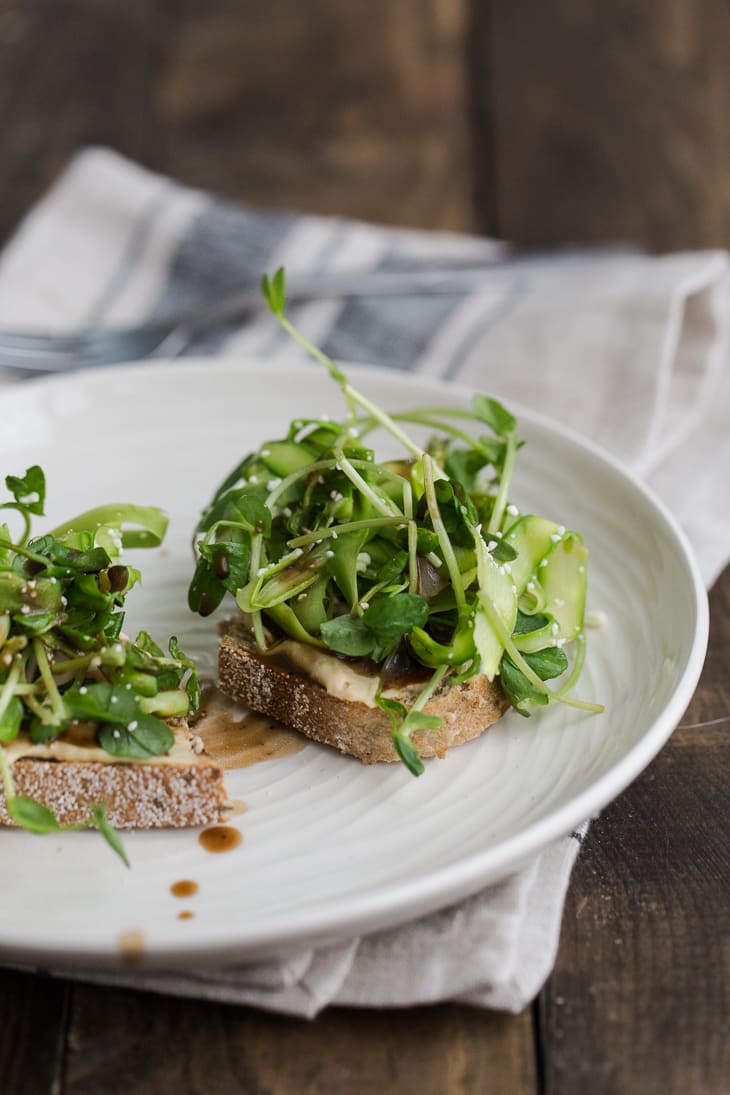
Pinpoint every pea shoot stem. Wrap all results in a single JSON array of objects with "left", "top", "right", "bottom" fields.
[
  {"left": 33, "top": 639, "right": 68, "bottom": 723},
  {"left": 409, "top": 665, "right": 449, "bottom": 714},
  {"left": 422, "top": 454, "right": 467, "bottom": 627},
  {"left": 334, "top": 449, "right": 402, "bottom": 518}
]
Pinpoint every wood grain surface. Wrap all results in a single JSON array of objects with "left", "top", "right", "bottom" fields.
[
  {"left": 0, "top": 0, "right": 727, "bottom": 248},
  {"left": 0, "top": 2, "right": 728, "bottom": 1091}
]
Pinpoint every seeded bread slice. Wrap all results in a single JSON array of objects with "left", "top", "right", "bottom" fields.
[
  {"left": 218, "top": 627, "right": 509, "bottom": 764},
  {"left": 0, "top": 726, "right": 227, "bottom": 829}
]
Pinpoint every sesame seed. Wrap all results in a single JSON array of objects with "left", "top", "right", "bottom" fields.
[
  {"left": 128, "top": 720, "right": 138, "bottom": 731},
  {"left": 79, "top": 686, "right": 88, "bottom": 695},
  {"left": 506, "top": 504, "right": 519, "bottom": 516}
]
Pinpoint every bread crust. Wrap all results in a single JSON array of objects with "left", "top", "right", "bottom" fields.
[
  {"left": 0, "top": 732, "right": 226, "bottom": 830},
  {"left": 218, "top": 628, "right": 509, "bottom": 764}
]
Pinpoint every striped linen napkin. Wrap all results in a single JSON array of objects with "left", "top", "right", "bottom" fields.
[{"left": 0, "top": 148, "right": 728, "bottom": 1016}]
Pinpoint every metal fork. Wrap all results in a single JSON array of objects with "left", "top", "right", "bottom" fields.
[{"left": 0, "top": 266, "right": 514, "bottom": 373}]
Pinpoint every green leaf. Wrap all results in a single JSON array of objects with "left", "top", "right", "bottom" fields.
[
  {"left": 7, "top": 795, "right": 61, "bottom": 833},
  {"left": 188, "top": 557, "right": 226, "bottom": 617},
  {"left": 416, "top": 529, "right": 440, "bottom": 555},
  {"left": 513, "top": 610, "right": 550, "bottom": 635},
  {"left": 523, "top": 646, "right": 568, "bottom": 680},
  {"left": 261, "top": 267, "right": 286, "bottom": 316},
  {"left": 499, "top": 646, "right": 568, "bottom": 713},
  {"left": 392, "top": 731, "right": 424, "bottom": 776},
  {"left": 200, "top": 538, "right": 250, "bottom": 595},
  {"left": 88, "top": 802, "right": 130, "bottom": 867},
  {"left": 134, "top": 630, "right": 165, "bottom": 659},
  {"left": 10, "top": 610, "right": 56, "bottom": 636},
  {"left": 362, "top": 593, "right": 428, "bottom": 640},
  {"left": 26, "top": 536, "right": 111, "bottom": 575},
  {"left": 29, "top": 718, "right": 66, "bottom": 744},
  {"left": 499, "top": 657, "right": 547, "bottom": 714},
  {"left": 376, "top": 550, "right": 409, "bottom": 586},
  {"left": 5, "top": 466, "right": 45, "bottom": 515},
  {"left": 491, "top": 539, "right": 518, "bottom": 563},
  {"left": 320, "top": 615, "right": 374, "bottom": 657},
  {"left": 443, "top": 448, "right": 488, "bottom": 493},
  {"left": 97, "top": 714, "right": 175, "bottom": 759},
  {"left": 0, "top": 696, "right": 23, "bottom": 743},
  {"left": 233, "top": 491, "right": 272, "bottom": 536},
  {"left": 472, "top": 394, "right": 516, "bottom": 437},
  {"left": 65, "top": 682, "right": 139, "bottom": 724},
  {"left": 402, "top": 710, "right": 442, "bottom": 734}
]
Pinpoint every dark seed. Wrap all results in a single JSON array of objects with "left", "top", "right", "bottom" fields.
[
  {"left": 107, "top": 565, "right": 129, "bottom": 592},
  {"left": 198, "top": 593, "right": 216, "bottom": 617},
  {"left": 213, "top": 551, "right": 230, "bottom": 580}
]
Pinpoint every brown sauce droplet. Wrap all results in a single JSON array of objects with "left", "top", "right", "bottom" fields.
[
  {"left": 194, "top": 685, "right": 305, "bottom": 770},
  {"left": 170, "top": 879, "right": 198, "bottom": 898},
  {"left": 177, "top": 910, "right": 195, "bottom": 921},
  {"left": 118, "top": 929, "right": 146, "bottom": 966},
  {"left": 199, "top": 825, "right": 243, "bottom": 854}
]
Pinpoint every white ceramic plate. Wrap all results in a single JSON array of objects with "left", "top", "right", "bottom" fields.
[{"left": 0, "top": 359, "right": 707, "bottom": 970}]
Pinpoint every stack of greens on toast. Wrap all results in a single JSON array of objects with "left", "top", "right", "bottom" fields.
[
  {"left": 190, "top": 269, "right": 601, "bottom": 775},
  {"left": 0, "top": 467, "right": 224, "bottom": 863}
]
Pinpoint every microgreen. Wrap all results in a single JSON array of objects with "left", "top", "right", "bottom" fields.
[
  {"left": 188, "top": 268, "right": 602, "bottom": 775},
  {"left": 0, "top": 469, "right": 198, "bottom": 862}
]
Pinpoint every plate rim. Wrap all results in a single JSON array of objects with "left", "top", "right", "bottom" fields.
[{"left": 0, "top": 357, "right": 709, "bottom": 969}]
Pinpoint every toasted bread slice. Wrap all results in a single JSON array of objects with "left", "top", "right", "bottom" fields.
[
  {"left": 0, "top": 724, "right": 226, "bottom": 829},
  {"left": 218, "top": 624, "right": 509, "bottom": 764}
]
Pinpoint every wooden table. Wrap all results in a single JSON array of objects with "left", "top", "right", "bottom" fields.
[
  {"left": 1, "top": 565, "right": 727, "bottom": 1094},
  {"left": 0, "top": 2, "right": 728, "bottom": 1090}
]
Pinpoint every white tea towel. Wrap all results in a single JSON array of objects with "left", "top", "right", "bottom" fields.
[{"left": 0, "top": 148, "right": 728, "bottom": 1017}]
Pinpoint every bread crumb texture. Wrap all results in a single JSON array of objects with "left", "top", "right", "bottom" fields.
[{"left": 219, "top": 629, "right": 509, "bottom": 764}]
